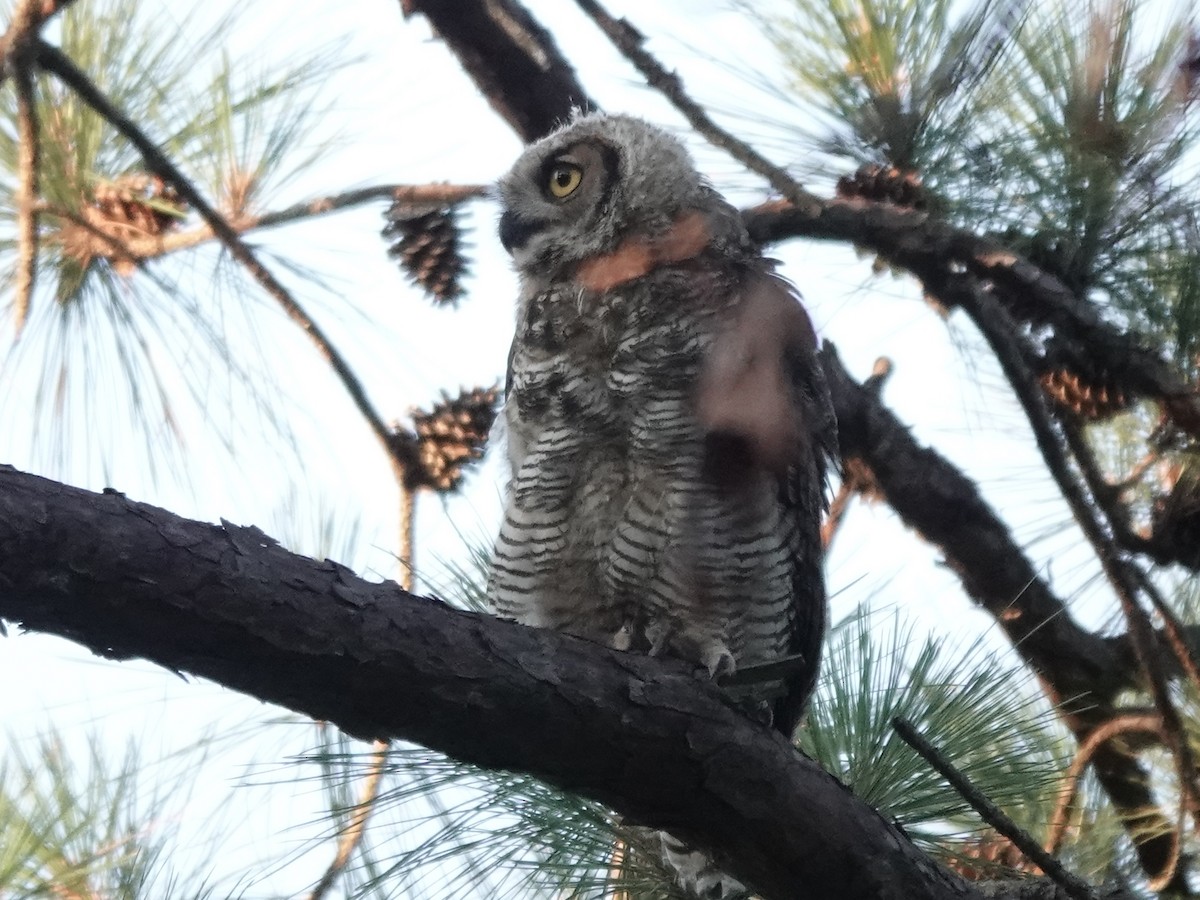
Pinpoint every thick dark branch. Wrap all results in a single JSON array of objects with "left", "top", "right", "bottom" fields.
[
  {"left": 820, "top": 342, "right": 1120, "bottom": 700},
  {"left": 749, "top": 201, "right": 1200, "bottom": 439},
  {"left": 398, "top": 0, "right": 595, "bottom": 142},
  {"left": 0, "top": 464, "right": 1002, "bottom": 900},
  {"left": 820, "top": 344, "right": 1184, "bottom": 888}
]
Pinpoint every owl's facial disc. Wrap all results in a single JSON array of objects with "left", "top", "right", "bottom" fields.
[{"left": 498, "top": 140, "right": 617, "bottom": 260}]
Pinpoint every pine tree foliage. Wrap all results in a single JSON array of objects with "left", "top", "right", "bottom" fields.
[
  {"left": 1, "top": 0, "right": 1200, "bottom": 897},
  {"left": 283, "top": 598, "right": 1120, "bottom": 899},
  {"left": 0, "top": 733, "right": 231, "bottom": 899},
  {"left": 0, "top": 0, "right": 341, "bottom": 481}
]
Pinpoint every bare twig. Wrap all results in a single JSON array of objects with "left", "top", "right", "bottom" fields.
[
  {"left": 248, "top": 183, "right": 489, "bottom": 233},
  {"left": 893, "top": 717, "right": 1098, "bottom": 900},
  {"left": 397, "top": 477, "right": 416, "bottom": 593},
  {"left": 1044, "top": 714, "right": 1164, "bottom": 857},
  {"left": 305, "top": 740, "right": 389, "bottom": 900},
  {"left": 821, "top": 479, "right": 855, "bottom": 550},
  {"left": 34, "top": 41, "right": 402, "bottom": 465},
  {"left": 573, "top": 0, "right": 822, "bottom": 216},
  {"left": 0, "top": 0, "right": 77, "bottom": 85},
  {"left": 39, "top": 184, "right": 488, "bottom": 264},
  {"left": 13, "top": 60, "right": 39, "bottom": 338},
  {"left": 947, "top": 277, "right": 1200, "bottom": 840}
]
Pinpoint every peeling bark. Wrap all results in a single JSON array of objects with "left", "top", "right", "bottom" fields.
[{"left": 0, "top": 464, "right": 1115, "bottom": 900}]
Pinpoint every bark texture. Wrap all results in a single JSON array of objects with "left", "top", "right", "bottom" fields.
[
  {"left": 0, "top": 464, "right": 1113, "bottom": 900},
  {"left": 821, "top": 344, "right": 1183, "bottom": 884},
  {"left": 399, "top": 0, "right": 596, "bottom": 141}
]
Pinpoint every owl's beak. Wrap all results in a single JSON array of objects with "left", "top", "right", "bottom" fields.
[{"left": 498, "top": 209, "right": 542, "bottom": 255}]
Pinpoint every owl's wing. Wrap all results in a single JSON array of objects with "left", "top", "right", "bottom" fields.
[
  {"left": 697, "top": 267, "right": 838, "bottom": 736},
  {"left": 695, "top": 268, "right": 837, "bottom": 482}
]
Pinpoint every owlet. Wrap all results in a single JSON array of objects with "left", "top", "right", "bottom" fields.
[{"left": 488, "top": 112, "right": 836, "bottom": 738}]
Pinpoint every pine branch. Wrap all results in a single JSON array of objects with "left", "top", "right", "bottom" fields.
[
  {"left": 573, "top": 0, "right": 822, "bottom": 216},
  {"left": 0, "top": 463, "right": 1061, "bottom": 900},
  {"left": 1, "top": 0, "right": 75, "bottom": 336},
  {"left": 38, "top": 183, "right": 489, "bottom": 263},
  {"left": 893, "top": 718, "right": 1098, "bottom": 900},
  {"left": 942, "top": 277, "right": 1200, "bottom": 845},
  {"left": 821, "top": 342, "right": 1186, "bottom": 889},
  {"left": 745, "top": 200, "right": 1200, "bottom": 442},
  {"left": 33, "top": 40, "right": 412, "bottom": 481},
  {"left": 13, "top": 59, "right": 38, "bottom": 338},
  {"left": 398, "top": 0, "right": 596, "bottom": 142},
  {"left": 0, "top": 0, "right": 77, "bottom": 85}
]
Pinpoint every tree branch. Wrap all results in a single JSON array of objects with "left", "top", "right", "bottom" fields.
[
  {"left": 0, "top": 0, "right": 77, "bottom": 87},
  {"left": 398, "top": 0, "right": 596, "bottom": 142},
  {"left": 573, "top": 0, "right": 822, "bottom": 216},
  {"left": 0, "top": 463, "right": 1093, "bottom": 900},
  {"left": 820, "top": 343, "right": 1185, "bottom": 888},
  {"left": 40, "top": 183, "right": 490, "bottom": 263},
  {"left": 34, "top": 41, "right": 412, "bottom": 481},
  {"left": 747, "top": 201, "right": 1200, "bottom": 440},
  {"left": 938, "top": 277, "right": 1200, "bottom": 844},
  {"left": 13, "top": 58, "right": 38, "bottom": 338},
  {"left": 894, "top": 718, "right": 1097, "bottom": 900}
]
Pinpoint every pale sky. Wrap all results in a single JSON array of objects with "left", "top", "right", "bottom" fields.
[{"left": 0, "top": 0, "right": 1116, "bottom": 895}]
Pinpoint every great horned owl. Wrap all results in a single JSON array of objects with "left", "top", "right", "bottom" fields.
[{"left": 488, "top": 112, "right": 836, "bottom": 737}]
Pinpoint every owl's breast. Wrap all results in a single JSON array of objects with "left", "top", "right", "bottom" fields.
[{"left": 511, "top": 276, "right": 736, "bottom": 460}]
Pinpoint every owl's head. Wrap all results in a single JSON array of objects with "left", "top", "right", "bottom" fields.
[{"left": 497, "top": 113, "right": 720, "bottom": 275}]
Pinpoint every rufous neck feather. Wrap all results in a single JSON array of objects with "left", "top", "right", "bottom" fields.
[{"left": 574, "top": 210, "right": 712, "bottom": 293}]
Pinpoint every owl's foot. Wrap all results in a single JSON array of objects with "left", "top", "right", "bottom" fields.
[
  {"left": 610, "top": 620, "right": 635, "bottom": 651},
  {"left": 699, "top": 644, "right": 736, "bottom": 680}
]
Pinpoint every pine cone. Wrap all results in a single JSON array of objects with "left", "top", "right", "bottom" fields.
[
  {"left": 947, "top": 831, "right": 1040, "bottom": 881},
  {"left": 836, "top": 164, "right": 928, "bottom": 210},
  {"left": 92, "top": 174, "right": 186, "bottom": 237},
  {"left": 61, "top": 174, "right": 187, "bottom": 275},
  {"left": 382, "top": 201, "right": 468, "bottom": 305},
  {"left": 1039, "top": 369, "right": 1130, "bottom": 420},
  {"left": 393, "top": 385, "right": 500, "bottom": 492},
  {"left": 1037, "top": 337, "right": 1130, "bottom": 420}
]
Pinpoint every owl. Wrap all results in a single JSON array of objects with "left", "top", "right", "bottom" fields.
[{"left": 488, "top": 112, "right": 836, "bottom": 738}]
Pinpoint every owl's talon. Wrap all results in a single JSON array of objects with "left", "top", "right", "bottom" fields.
[
  {"left": 702, "top": 646, "right": 736, "bottom": 680},
  {"left": 610, "top": 621, "right": 634, "bottom": 651}
]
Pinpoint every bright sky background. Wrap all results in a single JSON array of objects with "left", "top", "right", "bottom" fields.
[{"left": 0, "top": 0, "right": 1120, "bottom": 895}]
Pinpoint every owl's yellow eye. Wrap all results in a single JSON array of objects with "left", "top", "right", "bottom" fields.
[{"left": 546, "top": 163, "right": 583, "bottom": 198}]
